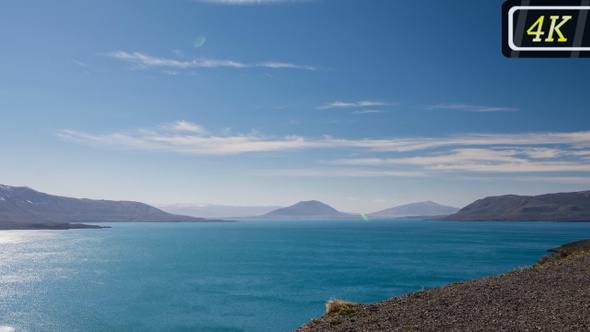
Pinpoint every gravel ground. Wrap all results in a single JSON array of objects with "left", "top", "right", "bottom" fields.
[{"left": 295, "top": 243, "right": 590, "bottom": 332}]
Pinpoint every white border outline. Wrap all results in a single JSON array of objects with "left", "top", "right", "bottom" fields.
[{"left": 509, "top": 6, "right": 590, "bottom": 51}]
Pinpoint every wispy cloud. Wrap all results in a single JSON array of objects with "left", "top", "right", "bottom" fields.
[
  {"left": 162, "top": 121, "right": 208, "bottom": 134},
  {"left": 352, "top": 110, "right": 387, "bottom": 115},
  {"left": 59, "top": 121, "right": 311, "bottom": 155},
  {"left": 259, "top": 61, "right": 317, "bottom": 71},
  {"left": 517, "top": 176, "right": 590, "bottom": 184},
  {"left": 196, "top": 0, "right": 310, "bottom": 4},
  {"left": 59, "top": 122, "right": 590, "bottom": 155},
  {"left": 107, "top": 51, "right": 318, "bottom": 71},
  {"left": 255, "top": 169, "right": 427, "bottom": 177},
  {"left": 328, "top": 147, "right": 590, "bottom": 173},
  {"left": 59, "top": 121, "right": 590, "bottom": 178},
  {"left": 70, "top": 59, "right": 88, "bottom": 68},
  {"left": 426, "top": 103, "right": 519, "bottom": 112},
  {"left": 317, "top": 101, "right": 389, "bottom": 110}
]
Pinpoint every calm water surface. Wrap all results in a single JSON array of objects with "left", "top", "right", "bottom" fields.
[{"left": 1, "top": 220, "right": 590, "bottom": 331}]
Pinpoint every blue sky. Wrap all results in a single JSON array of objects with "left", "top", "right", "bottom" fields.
[{"left": 1, "top": 0, "right": 589, "bottom": 212}]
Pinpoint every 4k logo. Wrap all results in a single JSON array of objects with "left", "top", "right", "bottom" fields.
[
  {"left": 527, "top": 15, "right": 572, "bottom": 42},
  {"left": 503, "top": 1, "right": 590, "bottom": 58}
]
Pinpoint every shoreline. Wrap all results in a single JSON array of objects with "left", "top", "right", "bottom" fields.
[
  {"left": 295, "top": 239, "right": 590, "bottom": 331},
  {"left": 0, "top": 220, "right": 111, "bottom": 230}
]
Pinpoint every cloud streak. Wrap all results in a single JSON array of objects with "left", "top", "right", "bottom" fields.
[
  {"left": 328, "top": 147, "right": 590, "bottom": 173},
  {"left": 256, "top": 169, "right": 427, "bottom": 177},
  {"left": 59, "top": 121, "right": 590, "bottom": 155},
  {"left": 352, "top": 110, "right": 387, "bottom": 115},
  {"left": 59, "top": 121, "right": 590, "bottom": 178},
  {"left": 427, "top": 103, "right": 519, "bottom": 112},
  {"left": 317, "top": 101, "right": 389, "bottom": 110},
  {"left": 107, "top": 52, "right": 318, "bottom": 71}
]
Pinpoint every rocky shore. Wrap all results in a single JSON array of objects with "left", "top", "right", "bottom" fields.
[{"left": 295, "top": 240, "right": 590, "bottom": 332}]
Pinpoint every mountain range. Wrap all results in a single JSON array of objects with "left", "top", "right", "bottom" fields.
[
  {"left": 0, "top": 184, "right": 224, "bottom": 228},
  {"left": 441, "top": 191, "right": 590, "bottom": 222},
  {"left": 3, "top": 184, "right": 588, "bottom": 226}
]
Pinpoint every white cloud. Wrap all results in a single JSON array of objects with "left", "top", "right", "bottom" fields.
[
  {"left": 255, "top": 169, "right": 427, "bottom": 177},
  {"left": 163, "top": 121, "right": 209, "bottom": 134},
  {"left": 329, "top": 147, "right": 590, "bottom": 173},
  {"left": 352, "top": 110, "right": 387, "bottom": 115},
  {"left": 317, "top": 101, "right": 389, "bottom": 110},
  {"left": 517, "top": 176, "right": 590, "bottom": 184},
  {"left": 522, "top": 148, "right": 563, "bottom": 159},
  {"left": 59, "top": 122, "right": 311, "bottom": 155},
  {"left": 59, "top": 121, "right": 590, "bottom": 178},
  {"left": 258, "top": 61, "right": 318, "bottom": 71},
  {"left": 59, "top": 122, "right": 590, "bottom": 157},
  {"left": 427, "top": 103, "right": 519, "bottom": 112},
  {"left": 428, "top": 162, "right": 590, "bottom": 173},
  {"left": 107, "top": 51, "right": 317, "bottom": 71}
]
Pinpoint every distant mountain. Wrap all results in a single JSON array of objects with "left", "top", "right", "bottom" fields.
[
  {"left": 155, "top": 203, "right": 282, "bottom": 218},
  {"left": 441, "top": 191, "right": 590, "bottom": 222},
  {"left": 260, "top": 200, "right": 355, "bottom": 220},
  {"left": 0, "top": 184, "right": 226, "bottom": 225},
  {"left": 369, "top": 201, "right": 459, "bottom": 219}
]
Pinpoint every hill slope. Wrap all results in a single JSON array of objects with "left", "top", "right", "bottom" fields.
[
  {"left": 0, "top": 184, "right": 222, "bottom": 224},
  {"left": 369, "top": 201, "right": 459, "bottom": 218},
  {"left": 441, "top": 190, "right": 590, "bottom": 221},
  {"left": 260, "top": 200, "right": 354, "bottom": 220},
  {"left": 296, "top": 239, "right": 590, "bottom": 331}
]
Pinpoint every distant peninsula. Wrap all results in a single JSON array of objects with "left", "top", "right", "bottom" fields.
[
  {"left": 0, "top": 220, "right": 110, "bottom": 230},
  {"left": 440, "top": 190, "right": 590, "bottom": 222},
  {"left": 0, "top": 184, "right": 229, "bottom": 230}
]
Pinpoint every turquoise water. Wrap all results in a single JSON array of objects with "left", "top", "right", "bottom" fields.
[{"left": 1, "top": 220, "right": 590, "bottom": 331}]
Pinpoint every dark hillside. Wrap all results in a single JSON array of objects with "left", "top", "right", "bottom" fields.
[
  {"left": 0, "top": 184, "right": 223, "bottom": 224},
  {"left": 441, "top": 191, "right": 590, "bottom": 221}
]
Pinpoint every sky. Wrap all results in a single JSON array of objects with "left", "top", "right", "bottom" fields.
[{"left": 1, "top": 0, "right": 589, "bottom": 213}]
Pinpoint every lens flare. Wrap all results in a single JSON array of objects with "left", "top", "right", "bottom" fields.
[{"left": 194, "top": 36, "right": 206, "bottom": 48}]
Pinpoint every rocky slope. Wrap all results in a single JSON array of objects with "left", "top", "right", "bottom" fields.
[{"left": 295, "top": 240, "right": 590, "bottom": 331}]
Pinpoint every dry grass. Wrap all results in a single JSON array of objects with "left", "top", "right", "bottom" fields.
[
  {"left": 534, "top": 249, "right": 590, "bottom": 268},
  {"left": 325, "top": 299, "right": 360, "bottom": 316}
]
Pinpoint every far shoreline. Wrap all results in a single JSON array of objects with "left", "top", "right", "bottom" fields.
[
  {"left": 0, "top": 219, "right": 240, "bottom": 231},
  {"left": 0, "top": 220, "right": 111, "bottom": 230}
]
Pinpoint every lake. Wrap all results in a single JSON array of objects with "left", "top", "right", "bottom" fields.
[{"left": 1, "top": 220, "right": 589, "bottom": 331}]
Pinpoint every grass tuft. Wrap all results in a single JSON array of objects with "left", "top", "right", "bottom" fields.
[{"left": 325, "top": 299, "right": 360, "bottom": 316}]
